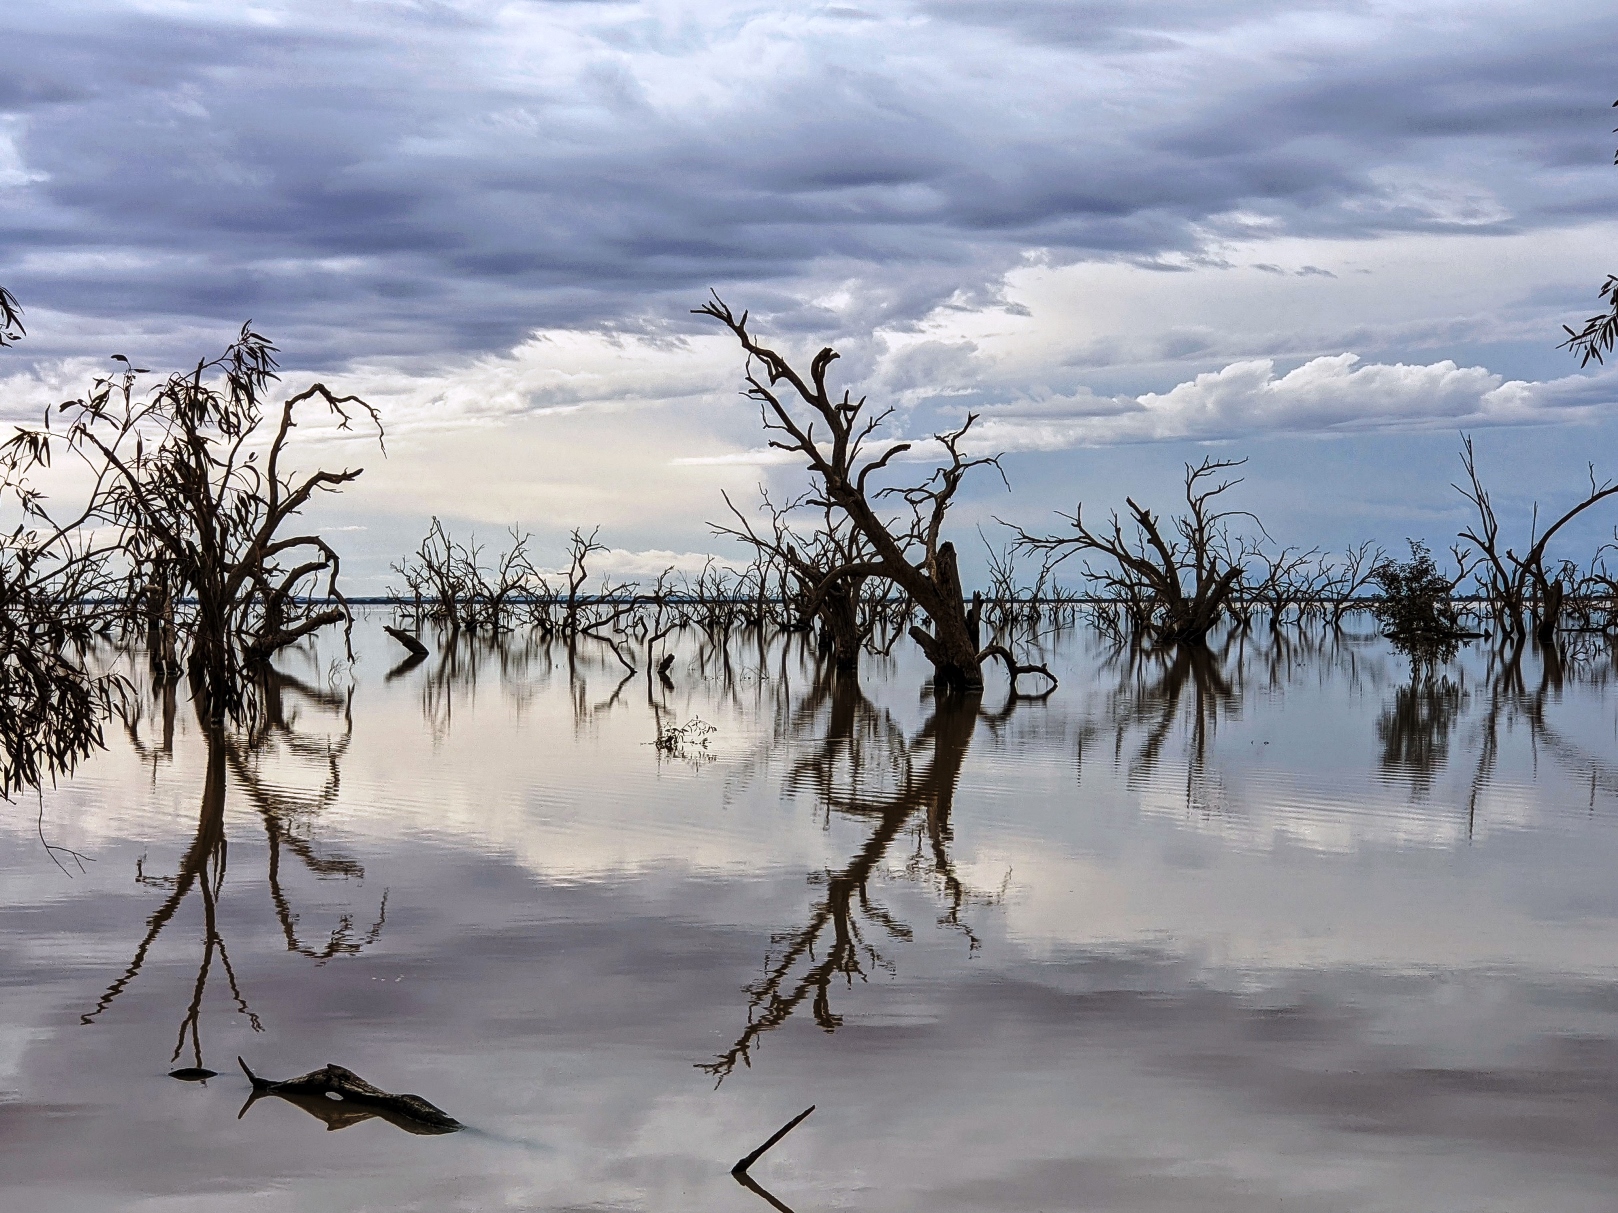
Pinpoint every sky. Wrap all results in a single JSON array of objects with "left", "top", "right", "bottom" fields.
[{"left": 2, "top": 0, "right": 1617, "bottom": 591}]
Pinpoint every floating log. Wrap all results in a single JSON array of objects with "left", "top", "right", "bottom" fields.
[
  {"left": 238, "top": 1057, "right": 460, "bottom": 1134},
  {"left": 383, "top": 625, "right": 429, "bottom": 658}
]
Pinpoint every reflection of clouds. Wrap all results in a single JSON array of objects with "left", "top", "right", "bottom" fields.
[{"left": 9, "top": 625, "right": 1618, "bottom": 1208}]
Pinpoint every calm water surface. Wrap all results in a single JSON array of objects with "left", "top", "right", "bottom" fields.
[{"left": 5, "top": 618, "right": 1618, "bottom": 1211}]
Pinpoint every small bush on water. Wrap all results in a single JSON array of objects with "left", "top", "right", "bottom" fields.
[{"left": 1372, "top": 541, "right": 1462, "bottom": 664}]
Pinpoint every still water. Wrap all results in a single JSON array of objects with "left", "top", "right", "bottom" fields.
[{"left": 4, "top": 618, "right": 1618, "bottom": 1211}]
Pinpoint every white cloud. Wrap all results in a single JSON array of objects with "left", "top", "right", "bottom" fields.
[
  {"left": 678, "top": 351, "right": 1618, "bottom": 465},
  {"left": 968, "top": 354, "right": 1618, "bottom": 450}
]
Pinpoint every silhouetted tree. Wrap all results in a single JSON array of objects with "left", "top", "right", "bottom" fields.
[
  {"left": 699, "top": 297, "right": 1053, "bottom": 695},
  {"left": 1456, "top": 435, "right": 1618, "bottom": 645},
  {"left": 1559, "top": 101, "right": 1618, "bottom": 366},
  {"left": 4, "top": 325, "right": 383, "bottom": 725},
  {"left": 1016, "top": 457, "right": 1257, "bottom": 647}
]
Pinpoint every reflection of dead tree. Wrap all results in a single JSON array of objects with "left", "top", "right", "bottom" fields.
[
  {"left": 83, "top": 673, "right": 382, "bottom": 1068},
  {"left": 224, "top": 670, "right": 386, "bottom": 963},
  {"left": 1016, "top": 458, "right": 1258, "bottom": 647},
  {"left": 1105, "top": 640, "right": 1237, "bottom": 787},
  {"left": 81, "top": 728, "right": 263, "bottom": 1072},
  {"left": 702, "top": 679, "right": 1006, "bottom": 1082}
]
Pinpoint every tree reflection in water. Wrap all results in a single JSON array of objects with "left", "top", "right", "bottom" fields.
[
  {"left": 1084, "top": 638, "right": 1241, "bottom": 817},
  {"left": 1465, "top": 638, "right": 1618, "bottom": 835},
  {"left": 81, "top": 667, "right": 385, "bottom": 1074},
  {"left": 703, "top": 670, "right": 1014, "bottom": 1083}
]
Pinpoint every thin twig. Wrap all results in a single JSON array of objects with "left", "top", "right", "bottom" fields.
[{"left": 38, "top": 792, "right": 92, "bottom": 876}]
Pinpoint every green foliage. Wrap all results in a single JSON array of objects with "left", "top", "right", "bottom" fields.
[{"left": 1372, "top": 541, "right": 1461, "bottom": 663}]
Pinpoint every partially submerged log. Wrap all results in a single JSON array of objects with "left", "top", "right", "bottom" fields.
[
  {"left": 237, "top": 1057, "right": 460, "bottom": 1134},
  {"left": 732, "top": 1104, "right": 815, "bottom": 1175},
  {"left": 383, "top": 625, "right": 429, "bottom": 658}
]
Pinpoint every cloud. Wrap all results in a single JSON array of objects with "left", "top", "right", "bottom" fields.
[
  {"left": 0, "top": 0, "right": 1613, "bottom": 370},
  {"left": 680, "top": 352, "right": 1618, "bottom": 465},
  {"left": 970, "top": 354, "right": 1618, "bottom": 448}
]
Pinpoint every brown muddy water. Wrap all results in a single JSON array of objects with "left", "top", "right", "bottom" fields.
[{"left": 5, "top": 617, "right": 1618, "bottom": 1212}]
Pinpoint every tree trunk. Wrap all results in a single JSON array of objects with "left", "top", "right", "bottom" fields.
[
  {"left": 905, "top": 542, "right": 983, "bottom": 692},
  {"left": 1535, "top": 579, "right": 1564, "bottom": 647}
]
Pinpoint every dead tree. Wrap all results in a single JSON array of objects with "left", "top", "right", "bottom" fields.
[
  {"left": 5, "top": 326, "right": 383, "bottom": 726},
  {"left": 1322, "top": 541, "right": 1386, "bottom": 629},
  {"left": 716, "top": 489, "right": 877, "bottom": 672},
  {"left": 698, "top": 296, "right": 1053, "bottom": 695},
  {"left": 1250, "top": 542, "right": 1324, "bottom": 629},
  {"left": 1456, "top": 435, "right": 1618, "bottom": 645},
  {"left": 1015, "top": 457, "right": 1257, "bottom": 647},
  {"left": 390, "top": 520, "right": 537, "bottom": 633},
  {"left": 85, "top": 675, "right": 381, "bottom": 1072}
]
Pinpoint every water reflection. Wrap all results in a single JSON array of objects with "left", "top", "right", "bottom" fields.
[
  {"left": 13, "top": 618, "right": 1618, "bottom": 1209},
  {"left": 1377, "top": 676, "right": 1467, "bottom": 794},
  {"left": 1084, "top": 639, "right": 1240, "bottom": 817},
  {"left": 81, "top": 668, "right": 384, "bottom": 1075},
  {"left": 704, "top": 671, "right": 1012, "bottom": 1081}
]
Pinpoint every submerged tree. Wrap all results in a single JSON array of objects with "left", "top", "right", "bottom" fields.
[
  {"left": 698, "top": 296, "right": 1053, "bottom": 694},
  {"left": 4, "top": 325, "right": 383, "bottom": 725},
  {"left": 1015, "top": 457, "right": 1257, "bottom": 647},
  {"left": 716, "top": 489, "right": 880, "bottom": 672},
  {"left": 1371, "top": 540, "right": 1468, "bottom": 666},
  {"left": 1456, "top": 435, "right": 1618, "bottom": 646},
  {"left": 0, "top": 285, "right": 129, "bottom": 795}
]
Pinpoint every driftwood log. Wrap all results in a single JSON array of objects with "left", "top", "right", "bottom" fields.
[
  {"left": 383, "top": 625, "right": 429, "bottom": 658},
  {"left": 238, "top": 1057, "right": 460, "bottom": 1134}
]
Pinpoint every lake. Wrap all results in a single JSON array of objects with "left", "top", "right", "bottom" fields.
[{"left": 4, "top": 616, "right": 1618, "bottom": 1212}]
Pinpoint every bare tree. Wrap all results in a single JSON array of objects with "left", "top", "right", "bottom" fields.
[
  {"left": 1456, "top": 434, "right": 1618, "bottom": 645},
  {"left": 1015, "top": 457, "right": 1257, "bottom": 647},
  {"left": 1322, "top": 540, "right": 1386, "bottom": 629},
  {"left": 390, "top": 519, "right": 538, "bottom": 634},
  {"left": 1250, "top": 542, "right": 1324, "bottom": 630},
  {"left": 4, "top": 326, "right": 383, "bottom": 725},
  {"left": 716, "top": 488, "right": 878, "bottom": 672},
  {"left": 698, "top": 296, "right": 1053, "bottom": 695}
]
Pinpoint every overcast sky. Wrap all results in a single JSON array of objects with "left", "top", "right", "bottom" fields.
[{"left": 3, "top": 0, "right": 1617, "bottom": 589}]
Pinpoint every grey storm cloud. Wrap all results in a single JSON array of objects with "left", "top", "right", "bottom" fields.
[{"left": 0, "top": 0, "right": 1614, "bottom": 369}]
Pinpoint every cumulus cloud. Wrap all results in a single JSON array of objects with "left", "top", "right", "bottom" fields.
[
  {"left": 679, "top": 353, "right": 1618, "bottom": 464},
  {"left": 970, "top": 355, "right": 1618, "bottom": 449}
]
